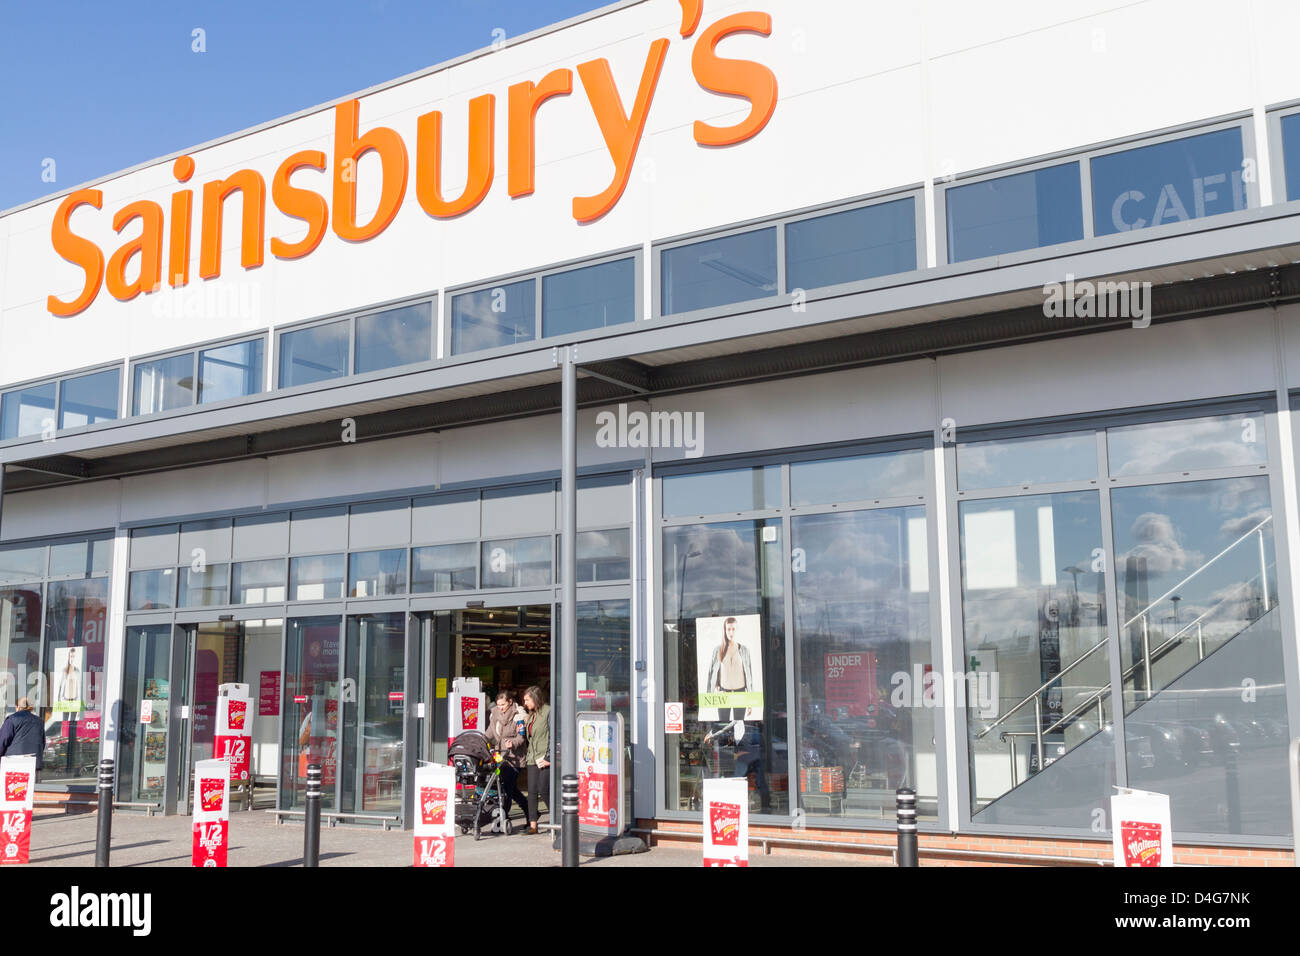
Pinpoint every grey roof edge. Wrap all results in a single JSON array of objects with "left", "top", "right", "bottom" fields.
[{"left": 0, "top": 0, "right": 648, "bottom": 220}]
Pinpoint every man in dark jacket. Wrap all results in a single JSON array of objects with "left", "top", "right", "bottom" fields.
[{"left": 0, "top": 698, "right": 45, "bottom": 769}]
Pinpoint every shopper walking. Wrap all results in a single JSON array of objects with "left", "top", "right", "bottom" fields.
[
  {"left": 0, "top": 697, "right": 45, "bottom": 769},
  {"left": 485, "top": 689, "right": 529, "bottom": 827},
  {"left": 522, "top": 686, "right": 551, "bottom": 834}
]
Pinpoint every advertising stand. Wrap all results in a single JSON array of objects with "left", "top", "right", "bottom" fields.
[
  {"left": 448, "top": 677, "right": 485, "bottom": 746},
  {"left": 577, "top": 712, "right": 624, "bottom": 838},
  {"left": 0, "top": 755, "right": 36, "bottom": 864},
  {"left": 192, "top": 758, "right": 230, "bottom": 867},
  {"left": 1111, "top": 788, "right": 1173, "bottom": 867},
  {"left": 702, "top": 777, "right": 749, "bottom": 867},
  {"left": 214, "top": 683, "right": 254, "bottom": 802},
  {"left": 413, "top": 763, "right": 457, "bottom": 867}
]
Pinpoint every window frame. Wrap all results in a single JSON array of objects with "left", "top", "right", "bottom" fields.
[
  {"left": 1266, "top": 99, "right": 1300, "bottom": 205},
  {"left": 0, "top": 360, "right": 124, "bottom": 445},
  {"left": 129, "top": 331, "right": 268, "bottom": 419}
]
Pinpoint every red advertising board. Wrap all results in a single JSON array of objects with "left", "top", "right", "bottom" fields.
[
  {"left": 0, "top": 810, "right": 31, "bottom": 864},
  {"left": 414, "top": 835, "right": 454, "bottom": 867},
  {"left": 192, "top": 820, "right": 228, "bottom": 867},
  {"left": 1120, "top": 820, "right": 1164, "bottom": 867},
  {"left": 578, "top": 772, "right": 619, "bottom": 828},
  {"left": 215, "top": 734, "right": 250, "bottom": 782},
  {"left": 824, "top": 651, "right": 877, "bottom": 717},
  {"left": 260, "top": 672, "right": 281, "bottom": 716}
]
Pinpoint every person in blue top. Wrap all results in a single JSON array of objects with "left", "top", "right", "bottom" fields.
[{"left": 0, "top": 698, "right": 45, "bottom": 770}]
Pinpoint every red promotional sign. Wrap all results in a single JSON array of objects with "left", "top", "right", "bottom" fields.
[
  {"left": 709, "top": 801, "right": 741, "bottom": 848},
  {"left": 388, "top": 691, "right": 404, "bottom": 702},
  {"left": 260, "top": 672, "right": 281, "bottom": 716},
  {"left": 460, "top": 695, "right": 480, "bottom": 730},
  {"left": 1120, "top": 820, "right": 1164, "bottom": 867},
  {"left": 215, "top": 735, "right": 250, "bottom": 781},
  {"left": 578, "top": 772, "right": 618, "bottom": 829},
  {"left": 293, "top": 695, "right": 308, "bottom": 704},
  {"left": 227, "top": 699, "right": 248, "bottom": 730},
  {"left": 0, "top": 810, "right": 31, "bottom": 864},
  {"left": 577, "top": 690, "right": 597, "bottom": 699},
  {"left": 192, "top": 820, "right": 228, "bottom": 867},
  {"left": 824, "top": 652, "right": 877, "bottom": 717},
  {"left": 199, "top": 777, "right": 225, "bottom": 813},
  {"left": 420, "top": 787, "right": 449, "bottom": 827},
  {"left": 4, "top": 773, "right": 28, "bottom": 803},
  {"left": 414, "top": 835, "right": 454, "bottom": 868}
]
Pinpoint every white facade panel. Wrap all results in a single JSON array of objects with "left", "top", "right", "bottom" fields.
[{"left": 0, "top": 479, "right": 120, "bottom": 541}]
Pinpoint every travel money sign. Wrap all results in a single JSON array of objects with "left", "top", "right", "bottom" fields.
[{"left": 46, "top": 1, "right": 779, "bottom": 317}]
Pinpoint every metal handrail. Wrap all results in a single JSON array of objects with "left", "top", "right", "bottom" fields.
[{"left": 977, "top": 515, "right": 1274, "bottom": 741}]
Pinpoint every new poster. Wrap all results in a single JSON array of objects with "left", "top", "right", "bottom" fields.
[
  {"left": 51, "top": 646, "right": 85, "bottom": 713},
  {"left": 695, "top": 615, "right": 764, "bottom": 721}
]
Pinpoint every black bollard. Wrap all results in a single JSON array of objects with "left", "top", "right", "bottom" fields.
[
  {"left": 896, "top": 788, "right": 918, "bottom": 867},
  {"left": 95, "top": 759, "right": 114, "bottom": 868},
  {"left": 304, "top": 763, "right": 321, "bottom": 868},
  {"left": 561, "top": 774, "right": 579, "bottom": 868}
]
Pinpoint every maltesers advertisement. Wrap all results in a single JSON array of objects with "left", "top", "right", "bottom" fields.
[
  {"left": 702, "top": 777, "right": 749, "bottom": 867},
  {"left": 448, "top": 676, "right": 485, "bottom": 745},
  {"left": 192, "top": 758, "right": 230, "bottom": 867},
  {"left": 413, "top": 763, "right": 456, "bottom": 867},
  {"left": 1111, "top": 788, "right": 1172, "bottom": 867},
  {"left": 214, "top": 690, "right": 254, "bottom": 783},
  {"left": 0, "top": 755, "right": 36, "bottom": 865},
  {"left": 695, "top": 614, "right": 764, "bottom": 722}
]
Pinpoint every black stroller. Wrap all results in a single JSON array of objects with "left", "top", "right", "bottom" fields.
[{"left": 449, "top": 730, "right": 513, "bottom": 840}]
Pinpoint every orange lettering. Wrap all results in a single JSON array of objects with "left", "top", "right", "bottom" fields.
[
  {"left": 105, "top": 200, "right": 164, "bottom": 301},
  {"left": 200, "top": 169, "right": 266, "bottom": 279},
  {"left": 333, "top": 99, "right": 408, "bottom": 240},
  {"left": 691, "top": 12, "right": 777, "bottom": 147},
  {"left": 507, "top": 70, "right": 572, "bottom": 198},
  {"left": 271, "top": 150, "right": 329, "bottom": 260},
  {"left": 47, "top": 189, "right": 104, "bottom": 317},
  {"left": 573, "top": 38, "right": 669, "bottom": 223},
  {"left": 416, "top": 94, "right": 496, "bottom": 218},
  {"left": 679, "top": 0, "right": 703, "bottom": 37},
  {"left": 169, "top": 156, "right": 195, "bottom": 288}
]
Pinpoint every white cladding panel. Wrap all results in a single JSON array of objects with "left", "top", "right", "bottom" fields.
[{"left": 3, "top": 0, "right": 1299, "bottom": 387}]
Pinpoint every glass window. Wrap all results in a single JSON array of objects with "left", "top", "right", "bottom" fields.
[
  {"left": 130, "top": 525, "right": 178, "bottom": 569},
  {"left": 574, "top": 529, "right": 631, "bottom": 582},
  {"left": 957, "top": 431, "right": 1098, "bottom": 490},
  {"left": 117, "top": 625, "right": 172, "bottom": 803},
  {"left": 481, "top": 536, "right": 552, "bottom": 589},
  {"left": 198, "top": 339, "right": 264, "bottom": 404},
  {"left": 355, "top": 303, "right": 433, "bottom": 374},
  {"left": 179, "top": 562, "right": 230, "bottom": 607},
  {"left": 282, "top": 616, "right": 342, "bottom": 811},
  {"left": 959, "top": 491, "right": 1114, "bottom": 826},
  {"left": 411, "top": 543, "right": 477, "bottom": 592},
  {"left": 279, "top": 320, "right": 348, "bottom": 388},
  {"left": 1107, "top": 413, "right": 1268, "bottom": 477},
  {"left": 132, "top": 353, "right": 194, "bottom": 415},
  {"left": 542, "top": 258, "right": 636, "bottom": 337},
  {"left": 662, "top": 227, "right": 777, "bottom": 316},
  {"left": 128, "top": 569, "right": 175, "bottom": 610},
  {"left": 793, "top": 506, "right": 935, "bottom": 821},
  {"left": 341, "top": 613, "right": 406, "bottom": 813},
  {"left": 662, "top": 466, "right": 781, "bottom": 518},
  {"left": 577, "top": 598, "right": 634, "bottom": 828},
  {"left": 1, "top": 382, "right": 57, "bottom": 440},
  {"left": 0, "top": 545, "right": 46, "bottom": 584},
  {"left": 786, "top": 199, "right": 916, "bottom": 290},
  {"left": 662, "top": 519, "right": 789, "bottom": 815},
  {"left": 0, "top": 586, "right": 42, "bottom": 713},
  {"left": 289, "top": 554, "right": 346, "bottom": 601},
  {"left": 41, "top": 577, "right": 109, "bottom": 785},
  {"left": 946, "top": 163, "right": 1083, "bottom": 263},
  {"left": 451, "top": 279, "right": 536, "bottom": 354},
  {"left": 1091, "top": 128, "right": 1246, "bottom": 236},
  {"left": 179, "top": 519, "right": 232, "bottom": 565},
  {"left": 59, "top": 368, "right": 119, "bottom": 429},
  {"left": 348, "top": 549, "right": 407, "bottom": 598},
  {"left": 49, "top": 538, "right": 111, "bottom": 578},
  {"left": 1282, "top": 113, "right": 1300, "bottom": 202},
  {"left": 232, "top": 559, "right": 286, "bottom": 603},
  {"left": 790, "top": 449, "right": 926, "bottom": 506}
]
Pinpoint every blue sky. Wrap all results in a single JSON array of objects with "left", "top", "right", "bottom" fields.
[{"left": 0, "top": 0, "right": 612, "bottom": 211}]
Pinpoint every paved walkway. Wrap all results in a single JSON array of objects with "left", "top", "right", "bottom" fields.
[{"left": 29, "top": 809, "right": 866, "bottom": 867}]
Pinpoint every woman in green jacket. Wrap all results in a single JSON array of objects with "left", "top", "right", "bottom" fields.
[{"left": 522, "top": 685, "right": 551, "bottom": 834}]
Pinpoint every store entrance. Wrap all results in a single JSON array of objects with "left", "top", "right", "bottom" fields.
[{"left": 176, "top": 618, "right": 283, "bottom": 813}]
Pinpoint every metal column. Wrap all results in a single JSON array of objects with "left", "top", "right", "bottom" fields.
[{"left": 559, "top": 347, "right": 578, "bottom": 866}]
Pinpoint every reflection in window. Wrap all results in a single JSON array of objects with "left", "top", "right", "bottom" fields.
[
  {"left": 946, "top": 163, "right": 1083, "bottom": 262},
  {"left": 355, "top": 303, "right": 433, "bottom": 373},
  {"left": 133, "top": 353, "right": 194, "bottom": 415},
  {"left": 786, "top": 199, "right": 916, "bottom": 290},
  {"left": 790, "top": 449, "right": 926, "bottom": 506},
  {"left": 59, "top": 369, "right": 119, "bottom": 429},
  {"left": 959, "top": 492, "right": 1113, "bottom": 823},
  {"left": 42, "top": 578, "right": 109, "bottom": 785},
  {"left": 957, "top": 431, "right": 1098, "bottom": 490},
  {"left": 662, "top": 519, "right": 788, "bottom": 815},
  {"left": 411, "top": 543, "right": 477, "bottom": 592},
  {"left": 793, "top": 506, "right": 935, "bottom": 821},
  {"left": 232, "top": 559, "right": 286, "bottom": 603},
  {"left": 128, "top": 568, "right": 175, "bottom": 610},
  {"left": 348, "top": 549, "right": 407, "bottom": 597},
  {"left": 1, "top": 382, "right": 57, "bottom": 439},
  {"left": 289, "top": 554, "right": 346, "bottom": 601},
  {"left": 0, "top": 546, "right": 46, "bottom": 584},
  {"left": 662, "top": 228, "right": 777, "bottom": 315},
  {"left": 1282, "top": 113, "right": 1300, "bottom": 202},
  {"left": 0, "top": 586, "right": 42, "bottom": 712},
  {"left": 199, "top": 339, "right": 264, "bottom": 404},
  {"left": 573, "top": 529, "right": 631, "bottom": 582},
  {"left": 1107, "top": 413, "right": 1267, "bottom": 476},
  {"left": 452, "top": 280, "right": 536, "bottom": 354},
  {"left": 279, "top": 321, "right": 348, "bottom": 388},
  {"left": 542, "top": 258, "right": 635, "bottom": 337},
  {"left": 1091, "top": 128, "right": 1246, "bottom": 236},
  {"left": 481, "top": 536, "right": 552, "bottom": 589},
  {"left": 662, "top": 466, "right": 781, "bottom": 517},
  {"left": 179, "top": 563, "right": 229, "bottom": 607}
]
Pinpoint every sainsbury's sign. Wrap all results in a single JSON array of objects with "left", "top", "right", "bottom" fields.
[{"left": 45, "top": 1, "right": 778, "bottom": 318}]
